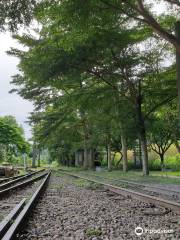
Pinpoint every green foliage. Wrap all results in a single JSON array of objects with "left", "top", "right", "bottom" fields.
[
  {"left": 0, "top": 0, "right": 37, "bottom": 31},
  {"left": 164, "top": 155, "right": 180, "bottom": 171},
  {"left": 85, "top": 228, "right": 102, "bottom": 237},
  {"left": 0, "top": 116, "right": 30, "bottom": 163},
  {"left": 6, "top": 0, "right": 179, "bottom": 173},
  {"left": 147, "top": 101, "right": 179, "bottom": 167},
  {"left": 148, "top": 159, "right": 162, "bottom": 171},
  {"left": 146, "top": 154, "right": 180, "bottom": 171}
]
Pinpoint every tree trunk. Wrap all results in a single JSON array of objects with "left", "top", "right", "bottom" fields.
[
  {"left": 121, "top": 133, "right": 128, "bottom": 172},
  {"left": 138, "top": 138, "right": 142, "bottom": 168},
  {"left": 83, "top": 145, "right": 89, "bottom": 169},
  {"left": 70, "top": 154, "right": 75, "bottom": 166},
  {"left": 107, "top": 142, "right": 112, "bottom": 171},
  {"left": 133, "top": 148, "right": 137, "bottom": 167},
  {"left": 136, "top": 80, "right": 149, "bottom": 176},
  {"left": 37, "top": 149, "right": 41, "bottom": 167},
  {"left": 61, "top": 152, "right": 64, "bottom": 165},
  {"left": 79, "top": 106, "right": 90, "bottom": 169},
  {"left": 106, "top": 146, "right": 108, "bottom": 163},
  {"left": 175, "top": 21, "right": 180, "bottom": 123},
  {"left": 116, "top": 151, "right": 123, "bottom": 167},
  {"left": 136, "top": 102, "right": 149, "bottom": 175},
  {"left": 88, "top": 148, "right": 95, "bottom": 169},
  {"left": 32, "top": 146, "right": 36, "bottom": 168},
  {"left": 159, "top": 153, "right": 164, "bottom": 169},
  {"left": 140, "top": 130, "right": 149, "bottom": 175}
]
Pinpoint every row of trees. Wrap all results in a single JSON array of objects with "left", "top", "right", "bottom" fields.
[
  {"left": 1, "top": 1, "right": 180, "bottom": 175},
  {"left": 0, "top": 116, "right": 29, "bottom": 163}
]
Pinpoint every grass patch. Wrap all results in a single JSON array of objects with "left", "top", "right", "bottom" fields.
[
  {"left": 85, "top": 228, "right": 102, "bottom": 237},
  {"left": 53, "top": 170, "right": 103, "bottom": 189},
  {"left": 59, "top": 168, "right": 180, "bottom": 185},
  {"left": 85, "top": 182, "right": 103, "bottom": 190},
  {"left": 73, "top": 178, "right": 90, "bottom": 188},
  {"left": 93, "top": 170, "right": 180, "bottom": 185},
  {"left": 52, "top": 171, "right": 90, "bottom": 188},
  {"left": 51, "top": 183, "right": 64, "bottom": 189}
]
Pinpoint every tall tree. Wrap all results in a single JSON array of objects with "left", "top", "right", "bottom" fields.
[
  {"left": 97, "top": 0, "right": 180, "bottom": 121},
  {"left": 7, "top": 0, "right": 177, "bottom": 175},
  {"left": 0, "top": 116, "right": 29, "bottom": 162}
]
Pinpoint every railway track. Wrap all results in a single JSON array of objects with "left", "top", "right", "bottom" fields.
[
  {"left": 0, "top": 169, "right": 44, "bottom": 186},
  {"left": 1, "top": 170, "right": 178, "bottom": 239},
  {"left": 0, "top": 174, "right": 26, "bottom": 184},
  {"left": 0, "top": 170, "right": 51, "bottom": 240},
  {"left": 0, "top": 172, "right": 48, "bottom": 198},
  {"left": 59, "top": 170, "right": 180, "bottom": 214},
  {"left": 16, "top": 171, "right": 179, "bottom": 240},
  {"left": 72, "top": 171, "right": 180, "bottom": 200},
  {"left": 0, "top": 169, "right": 44, "bottom": 190},
  {"left": 0, "top": 170, "right": 49, "bottom": 221}
]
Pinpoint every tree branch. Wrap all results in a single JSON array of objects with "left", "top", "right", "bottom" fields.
[
  {"left": 164, "top": 0, "right": 180, "bottom": 7},
  {"left": 145, "top": 96, "right": 175, "bottom": 119},
  {"left": 136, "top": 0, "right": 180, "bottom": 52}
]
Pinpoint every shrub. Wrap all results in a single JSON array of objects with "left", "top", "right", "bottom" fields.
[{"left": 164, "top": 155, "right": 180, "bottom": 171}]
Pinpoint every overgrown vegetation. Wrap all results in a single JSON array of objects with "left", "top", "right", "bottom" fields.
[{"left": 85, "top": 228, "right": 102, "bottom": 237}]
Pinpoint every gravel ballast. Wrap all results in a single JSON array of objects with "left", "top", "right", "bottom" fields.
[{"left": 18, "top": 172, "right": 180, "bottom": 240}]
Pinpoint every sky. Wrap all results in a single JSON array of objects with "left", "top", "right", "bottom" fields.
[{"left": 0, "top": 32, "right": 34, "bottom": 139}]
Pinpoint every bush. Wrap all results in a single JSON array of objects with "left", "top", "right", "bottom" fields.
[
  {"left": 164, "top": 155, "right": 180, "bottom": 171},
  {"left": 148, "top": 159, "right": 161, "bottom": 171},
  {"left": 148, "top": 155, "right": 180, "bottom": 171},
  {"left": 101, "top": 158, "right": 107, "bottom": 167}
]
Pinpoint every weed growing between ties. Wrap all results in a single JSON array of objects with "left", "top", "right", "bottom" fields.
[
  {"left": 51, "top": 184, "right": 64, "bottom": 190},
  {"left": 85, "top": 228, "right": 102, "bottom": 237},
  {"left": 85, "top": 182, "right": 104, "bottom": 190}
]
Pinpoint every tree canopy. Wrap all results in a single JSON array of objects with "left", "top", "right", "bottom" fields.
[
  {"left": 5, "top": 0, "right": 180, "bottom": 174},
  {"left": 0, "top": 116, "right": 29, "bottom": 163}
]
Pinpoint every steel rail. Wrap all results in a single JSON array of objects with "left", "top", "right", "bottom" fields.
[
  {"left": 0, "top": 199, "right": 26, "bottom": 239},
  {"left": 1, "top": 171, "right": 51, "bottom": 240},
  {"left": 0, "top": 169, "right": 45, "bottom": 190},
  {"left": 0, "top": 174, "right": 26, "bottom": 184},
  {"left": 60, "top": 171, "right": 180, "bottom": 214},
  {"left": 0, "top": 169, "right": 45, "bottom": 184},
  {"left": 0, "top": 171, "right": 48, "bottom": 197},
  {"left": 75, "top": 171, "right": 180, "bottom": 195}
]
